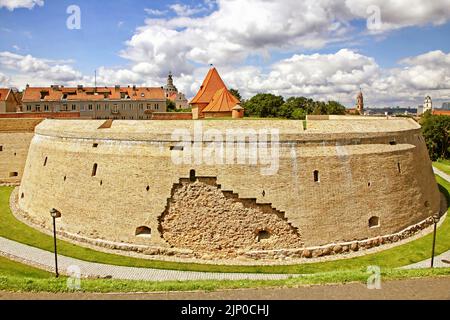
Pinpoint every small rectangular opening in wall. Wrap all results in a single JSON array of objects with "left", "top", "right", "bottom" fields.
[
  {"left": 92, "top": 163, "right": 98, "bottom": 177},
  {"left": 43, "top": 157, "right": 48, "bottom": 167},
  {"left": 9, "top": 172, "right": 18, "bottom": 177},
  {"left": 170, "top": 146, "right": 184, "bottom": 151},
  {"left": 93, "top": 143, "right": 99, "bottom": 148},
  {"left": 389, "top": 141, "right": 397, "bottom": 145},
  {"left": 397, "top": 162, "right": 401, "bottom": 173},
  {"left": 314, "top": 170, "right": 320, "bottom": 183},
  {"left": 0, "top": 146, "right": 3, "bottom": 152}
]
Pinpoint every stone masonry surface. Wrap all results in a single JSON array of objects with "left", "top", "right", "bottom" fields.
[{"left": 2, "top": 117, "right": 441, "bottom": 260}]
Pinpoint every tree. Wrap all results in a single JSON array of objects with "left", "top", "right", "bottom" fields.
[
  {"left": 242, "top": 93, "right": 284, "bottom": 118},
  {"left": 326, "top": 101, "right": 346, "bottom": 115},
  {"left": 166, "top": 99, "right": 176, "bottom": 112},
  {"left": 229, "top": 88, "right": 242, "bottom": 102},
  {"left": 278, "top": 97, "right": 311, "bottom": 119},
  {"left": 420, "top": 113, "right": 450, "bottom": 161}
]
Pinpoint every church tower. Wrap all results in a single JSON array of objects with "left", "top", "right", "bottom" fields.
[
  {"left": 423, "top": 96, "right": 433, "bottom": 113},
  {"left": 356, "top": 89, "right": 364, "bottom": 115},
  {"left": 164, "top": 71, "right": 178, "bottom": 96}
]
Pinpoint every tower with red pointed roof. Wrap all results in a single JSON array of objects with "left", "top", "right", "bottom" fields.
[{"left": 190, "top": 67, "right": 241, "bottom": 118}]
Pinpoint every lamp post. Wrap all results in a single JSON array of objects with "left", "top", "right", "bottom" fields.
[
  {"left": 431, "top": 213, "right": 440, "bottom": 268},
  {"left": 50, "top": 208, "right": 61, "bottom": 278}
]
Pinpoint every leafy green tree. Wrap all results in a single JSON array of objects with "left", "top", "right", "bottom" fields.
[
  {"left": 326, "top": 101, "right": 346, "bottom": 115},
  {"left": 420, "top": 113, "right": 450, "bottom": 161},
  {"left": 166, "top": 99, "right": 176, "bottom": 112},
  {"left": 278, "top": 97, "right": 311, "bottom": 119},
  {"left": 243, "top": 93, "right": 284, "bottom": 118},
  {"left": 229, "top": 88, "right": 242, "bottom": 102}
]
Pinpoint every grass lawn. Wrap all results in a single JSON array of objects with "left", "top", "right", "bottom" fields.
[
  {"left": 434, "top": 159, "right": 450, "bottom": 176},
  {"left": 0, "top": 176, "right": 449, "bottom": 275},
  {"left": 0, "top": 254, "right": 449, "bottom": 293}
]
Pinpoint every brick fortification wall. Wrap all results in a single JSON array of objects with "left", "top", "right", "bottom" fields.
[
  {"left": 0, "top": 119, "right": 43, "bottom": 184},
  {"left": 17, "top": 118, "right": 441, "bottom": 259},
  {"left": 0, "top": 112, "right": 80, "bottom": 119},
  {"left": 150, "top": 112, "right": 193, "bottom": 120}
]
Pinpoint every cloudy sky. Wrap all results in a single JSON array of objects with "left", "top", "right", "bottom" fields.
[{"left": 0, "top": 0, "right": 450, "bottom": 108}]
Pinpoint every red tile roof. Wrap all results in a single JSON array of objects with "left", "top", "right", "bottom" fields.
[
  {"left": 0, "top": 88, "right": 10, "bottom": 102},
  {"left": 190, "top": 67, "right": 227, "bottom": 106},
  {"left": 203, "top": 88, "right": 240, "bottom": 113},
  {"left": 22, "top": 86, "right": 165, "bottom": 102},
  {"left": 433, "top": 109, "right": 450, "bottom": 116}
]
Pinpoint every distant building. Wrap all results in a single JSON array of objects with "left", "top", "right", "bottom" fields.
[
  {"left": 0, "top": 88, "right": 20, "bottom": 113},
  {"left": 441, "top": 102, "right": 450, "bottom": 110},
  {"left": 163, "top": 72, "right": 188, "bottom": 110},
  {"left": 190, "top": 67, "right": 240, "bottom": 119},
  {"left": 423, "top": 96, "right": 433, "bottom": 114},
  {"left": 21, "top": 85, "right": 167, "bottom": 120},
  {"left": 356, "top": 89, "right": 364, "bottom": 115},
  {"left": 433, "top": 109, "right": 450, "bottom": 116}
]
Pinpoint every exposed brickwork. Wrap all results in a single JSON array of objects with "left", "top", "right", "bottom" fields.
[
  {"left": 150, "top": 112, "right": 193, "bottom": 120},
  {"left": 0, "top": 112, "right": 80, "bottom": 119},
  {"left": 159, "top": 178, "right": 302, "bottom": 257},
  {"left": 15, "top": 118, "right": 441, "bottom": 260}
]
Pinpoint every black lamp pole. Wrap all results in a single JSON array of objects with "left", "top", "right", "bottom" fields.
[
  {"left": 431, "top": 214, "right": 440, "bottom": 268},
  {"left": 50, "top": 209, "right": 61, "bottom": 278}
]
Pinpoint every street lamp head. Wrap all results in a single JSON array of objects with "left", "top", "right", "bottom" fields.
[{"left": 50, "top": 208, "right": 61, "bottom": 219}]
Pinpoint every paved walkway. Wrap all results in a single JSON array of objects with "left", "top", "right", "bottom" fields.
[
  {"left": 434, "top": 166, "right": 450, "bottom": 182},
  {"left": 401, "top": 166, "right": 450, "bottom": 269},
  {"left": 0, "top": 166, "right": 448, "bottom": 281},
  {"left": 0, "top": 237, "right": 300, "bottom": 281}
]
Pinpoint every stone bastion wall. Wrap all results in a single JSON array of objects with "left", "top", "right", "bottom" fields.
[
  {"left": 0, "top": 119, "right": 43, "bottom": 184},
  {"left": 17, "top": 118, "right": 441, "bottom": 259}
]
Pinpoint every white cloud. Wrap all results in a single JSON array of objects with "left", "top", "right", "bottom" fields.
[
  {"left": 345, "top": 0, "right": 450, "bottom": 32},
  {"left": 0, "top": 72, "right": 11, "bottom": 86},
  {"left": 144, "top": 8, "right": 167, "bottom": 16},
  {"left": 0, "top": 51, "right": 83, "bottom": 85},
  {"left": 0, "top": 0, "right": 43, "bottom": 11},
  {"left": 169, "top": 3, "right": 208, "bottom": 17}
]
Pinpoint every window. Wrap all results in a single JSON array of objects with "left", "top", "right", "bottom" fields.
[
  {"left": 80, "top": 105, "right": 85, "bottom": 111},
  {"left": 35, "top": 105, "right": 41, "bottom": 112},
  {"left": 314, "top": 170, "right": 320, "bottom": 183},
  {"left": 26, "top": 105, "right": 31, "bottom": 111},
  {"left": 189, "top": 169, "right": 196, "bottom": 182},
  {"left": 9, "top": 172, "right": 18, "bottom": 177},
  {"left": 21, "top": 193, "right": 24, "bottom": 199},
  {"left": 96, "top": 104, "right": 100, "bottom": 110},
  {"left": 44, "top": 105, "right": 49, "bottom": 111},
  {"left": 369, "top": 216, "right": 380, "bottom": 228},
  {"left": 93, "top": 143, "right": 98, "bottom": 148},
  {"left": 105, "top": 104, "right": 109, "bottom": 110},
  {"left": 135, "top": 226, "right": 151, "bottom": 237},
  {"left": 88, "top": 104, "right": 93, "bottom": 111},
  {"left": 257, "top": 230, "right": 271, "bottom": 242},
  {"left": 170, "top": 146, "right": 184, "bottom": 151},
  {"left": 0, "top": 146, "right": 2, "bottom": 152},
  {"left": 72, "top": 104, "right": 76, "bottom": 111},
  {"left": 146, "top": 185, "right": 150, "bottom": 192},
  {"left": 91, "top": 163, "right": 98, "bottom": 177}
]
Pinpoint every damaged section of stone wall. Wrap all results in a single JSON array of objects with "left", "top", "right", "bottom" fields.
[{"left": 159, "top": 177, "right": 303, "bottom": 257}]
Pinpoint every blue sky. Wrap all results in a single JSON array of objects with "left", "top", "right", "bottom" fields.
[{"left": 1, "top": 0, "right": 450, "bottom": 108}]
